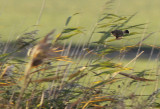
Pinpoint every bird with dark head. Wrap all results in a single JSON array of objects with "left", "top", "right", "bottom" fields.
[{"left": 111, "top": 30, "right": 129, "bottom": 39}]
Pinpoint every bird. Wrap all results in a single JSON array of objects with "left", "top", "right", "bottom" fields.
[{"left": 111, "top": 30, "right": 129, "bottom": 39}]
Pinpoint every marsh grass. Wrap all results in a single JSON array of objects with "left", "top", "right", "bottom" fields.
[{"left": 0, "top": 0, "right": 160, "bottom": 109}]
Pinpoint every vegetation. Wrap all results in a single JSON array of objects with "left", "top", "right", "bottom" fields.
[{"left": 0, "top": 0, "right": 160, "bottom": 109}]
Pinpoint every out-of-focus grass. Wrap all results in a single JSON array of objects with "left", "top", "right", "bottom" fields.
[
  {"left": 75, "top": 58, "right": 158, "bottom": 72},
  {"left": 0, "top": 0, "right": 160, "bottom": 45},
  {"left": 0, "top": 0, "right": 105, "bottom": 41},
  {"left": 117, "top": 59, "right": 158, "bottom": 72},
  {"left": 78, "top": 58, "right": 160, "bottom": 104},
  {"left": 0, "top": 1, "right": 160, "bottom": 108}
]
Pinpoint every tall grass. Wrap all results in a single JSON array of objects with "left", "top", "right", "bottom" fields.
[{"left": 0, "top": 0, "right": 160, "bottom": 109}]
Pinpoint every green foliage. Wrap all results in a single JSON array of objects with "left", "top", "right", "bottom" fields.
[
  {"left": 59, "top": 27, "right": 83, "bottom": 40},
  {"left": 0, "top": 1, "right": 159, "bottom": 109},
  {"left": 65, "top": 13, "right": 79, "bottom": 26},
  {"left": 96, "top": 13, "right": 141, "bottom": 44}
]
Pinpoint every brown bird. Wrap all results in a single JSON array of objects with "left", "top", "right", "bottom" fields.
[{"left": 111, "top": 30, "right": 129, "bottom": 39}]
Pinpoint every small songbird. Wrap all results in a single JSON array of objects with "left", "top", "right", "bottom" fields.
[{"left": 111, "top": 30, "right": 129, "bottom": 39}]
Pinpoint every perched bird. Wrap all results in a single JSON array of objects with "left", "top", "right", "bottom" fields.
[{"left": 111, "top": 30, "right": 129, "bottom": 39}]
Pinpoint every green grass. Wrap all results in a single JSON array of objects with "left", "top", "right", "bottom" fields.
[
  {"left": 0, "top": 0, "right": 160, "bottom": 108},
  {"left": 0, "top": 0, "right": 160, "bottom": 45},
  {"left": 0, "top": 0, "right": 105, "bottom": 41}
]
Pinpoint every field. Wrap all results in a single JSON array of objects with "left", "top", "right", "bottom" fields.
[
  {"left": 0, "top": 0, "right": 160, "bottom": 108},
  {"left": 1, "top": 0, "right": 160, "bottom": 44}
]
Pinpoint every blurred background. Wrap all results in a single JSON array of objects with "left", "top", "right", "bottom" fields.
[
  {"left": 0, "top": 0, "right": 160, "bottom": 42},
  {"left": 0, "top": 1, "right": 160, "bottom": 106},
  {"left": 0, "top": 0, "right": 160, "bottom": 63}
]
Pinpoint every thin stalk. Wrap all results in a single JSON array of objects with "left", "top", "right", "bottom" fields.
[{"left": 15, "top": 61, "right": 33, "bottom": 109}]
